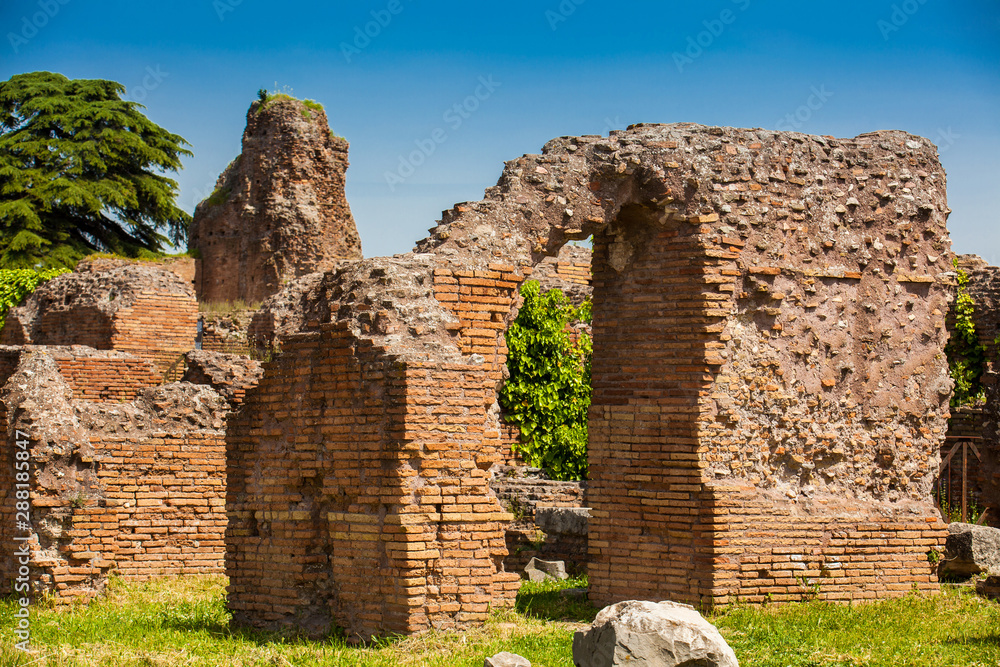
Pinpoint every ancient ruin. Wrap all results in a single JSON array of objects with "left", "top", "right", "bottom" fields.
[
  {"left": 0, "top": 259, "right": 198, "bottom": 375},
  {"left": 0, "top": 346, "right": 239, "bottom": 601},
  {"left": 941, "top": 255, "right": 1000, "bottom": 526},
  {"left": 189, "top": 97, "right": 363, "bottom": 304},
  {"left": 225, "top": 123, "right": 954, "bottom": 639}
]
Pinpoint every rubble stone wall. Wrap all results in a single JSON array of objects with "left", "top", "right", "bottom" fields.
[
  {"left": 1, "top": 261, "right": 198, "bottom": 375},
  {"left": 190, "top": 98, "right": 362, "bottom": 304},
  {"left": 231, "top": 123, "right": 953, "bottom": 637},
  {"left": 0, "top": 350, "right": 228, "bottom": 602}
]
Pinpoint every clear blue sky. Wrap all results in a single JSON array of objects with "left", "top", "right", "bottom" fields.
[{"left": 2, "top": 0, "right": 998, "bottom": 260}]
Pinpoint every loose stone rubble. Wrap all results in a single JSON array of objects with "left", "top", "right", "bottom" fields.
[
  {"left": 940, "top": 523, "right": 1000, "bottom": 578},
  {"left": 572, "top": 600, "right": 739, "bottom": 667}
]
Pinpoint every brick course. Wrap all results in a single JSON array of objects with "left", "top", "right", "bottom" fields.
[
  {"left": 231, "top": 123, "right": 954, "bottom": 636},
  {"left": 0, "top": 349, "right": 230, "bottom": 602}
]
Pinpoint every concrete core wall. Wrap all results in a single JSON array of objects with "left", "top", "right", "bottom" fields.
[{"left": 228, "top": 123, "right": 953, "bottom": 638}]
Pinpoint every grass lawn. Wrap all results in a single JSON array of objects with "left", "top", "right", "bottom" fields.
[{"left": 0, "top": 576, "right": 996, "bottom": 666}]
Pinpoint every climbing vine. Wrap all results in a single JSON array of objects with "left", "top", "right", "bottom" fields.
[
  {"left": 0, "top": 268, "right": 68, "bottom": 330},
  {"left": 945, "top": 264, "right": 987, "bottom": 407},
  {"left": 501, "top": 280, "right": 592, "bottom": 481}
]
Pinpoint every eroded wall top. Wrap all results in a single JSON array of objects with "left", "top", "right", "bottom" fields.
[{"left": 189, "top": 97, "right": 363, "bottom": 304}]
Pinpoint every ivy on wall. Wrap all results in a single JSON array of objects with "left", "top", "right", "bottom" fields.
[
  {"left": 945, "top": 265, "right": 987, "bottom": 408},
  {"left": 500, "top": 280, "right": 592, "bottom": 481},
  {"left": 0, "top": 267, "right": 68, "bottom": 331}
]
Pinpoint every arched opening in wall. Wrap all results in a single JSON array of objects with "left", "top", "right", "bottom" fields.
[
  {"left": 493, "top": 239, "right": 594, "bottom": 577},
  {"left": 494, "top": 202, "right": 720, "bottom": 605}
]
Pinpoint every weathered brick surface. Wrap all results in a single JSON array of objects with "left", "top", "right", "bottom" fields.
[
  {"left": 233, "top": 123, "right": 953, "bottom": 636},
  {"left": 1, "top": 260, "right": 198, "bottom": 375},
  {"left": 0, "top": 350, "right": 229, "bottom": 602},
  {"left": 227, "top": 261, "right": 523, "bottom": 639},
  {"left": 942, "top": 256, "right": 1000, "bottom": 526},
  {"left": 190, "top": 98, "right": 362, "bottom": 304}
]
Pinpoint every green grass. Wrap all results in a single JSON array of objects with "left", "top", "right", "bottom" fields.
[
  {"left": 714, "top": 586, "right": 1000, "bottom": 667},
  {"left": 0, "top": 577, "right": 997, "bottom": 666}
]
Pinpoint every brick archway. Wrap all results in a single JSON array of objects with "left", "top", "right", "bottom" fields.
[{"left": 227, "top": 124, "right": 953, "bottom": 638}]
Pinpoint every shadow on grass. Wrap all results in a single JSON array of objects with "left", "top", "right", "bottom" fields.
[
  {"left": 943, "top": 635, "right": 1000, "bottom": 648},
  {"left": 515, "top": 585, "right": 597, "bottom": 623}
]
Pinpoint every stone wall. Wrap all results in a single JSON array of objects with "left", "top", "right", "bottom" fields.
[
  {"left": 942, "top": 256, "right": 1000, "bottom": 526},
  {"left": 490, "top": 466, "right": 588, "bottom": 574},
  {"left": 230, "top": 123, "right": 953, "bottom": 637},
  {"left": 189, "top": 97, "right": 362, "bottom": 304},
  {"left": 1, "top": 260, "right": 198, "bottom": 375},
  {"left": 0, "top": 350, "right": 230, "bottom": 602}
]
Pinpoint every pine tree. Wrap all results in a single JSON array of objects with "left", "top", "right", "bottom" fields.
[{"left": 0, "top": 71, "right": 192, "bottom": 269}]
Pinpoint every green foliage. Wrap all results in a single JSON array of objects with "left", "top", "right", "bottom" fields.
[
  {"left": 935, "top": 484, "right": 983, "bottom": 524},
  {"left": 0, "top": 71, "right": 192, "bottom": 269},
  {"left": 254, "top": 85, "right": 324, "bottom": 120},
  {"left": 204, "top": 185, "right": 231, "bottom": 207},
  {"left": 501, "top": 280, "right": 591, "bottom": 481},
  {"left": 945, "top": 265, "right": 987, "bottom": 407},
  {"left": 0, "top": 266, "right": 68, "bottom": 329}
]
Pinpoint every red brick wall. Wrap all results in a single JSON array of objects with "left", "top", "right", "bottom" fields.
[
  {"left": 112, "top": 292, "right": 198, "bottom": 374},
  {"left": 0, "top": 352, "right": 228, "bottom": 603},
  {"left": 226, "top": 262, "right": 526, "bottom": 639},
  {"left": 53, "top": 355, "right": 161, "bottom": 401}
]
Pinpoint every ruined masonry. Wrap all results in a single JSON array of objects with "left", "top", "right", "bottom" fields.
[
  {"left": 0, "top": 345, "right": 264, "bottom": 600},
  {"left": 189, "top": 97, "right": 363, "bottom": 304},
  {"left": 941, "top": 255, "right": 1000, "bottom": 526},
  {"left": 0, "top": 259, "right": 198, "bottom": 375},
  {"left": 228, "top": 123, "right": 953, "bottom": 639}
]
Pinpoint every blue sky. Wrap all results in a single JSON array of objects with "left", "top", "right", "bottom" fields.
[{"left": 2, "top": 0, "right": 998, "bottom": 260}]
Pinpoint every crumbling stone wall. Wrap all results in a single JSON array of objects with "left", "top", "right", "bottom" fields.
[
  {"left": 942, "top": 256, "right": 1000, "bottom": 526},
  {"left": 1, "top": 260, "right": 198, "bottom": 375},
  {"left": 0, "top": 346, "right": 161, "bottom": 402},
  {"left": 0, "top": 349, "right": 236, "bottom": 602},
  {"left": 230, "top": 123, "right": 952, "bottom": 638},
  {"left": 189, "top": 98, "right": 362, "bottom": 304}
]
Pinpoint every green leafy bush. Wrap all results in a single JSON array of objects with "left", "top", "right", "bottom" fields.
[
  {"left": 501, "top": 280, "right": 591, "bottom": 481},
  {"left": 945, "top": 265, "right": 987, "bottom": 407},
  {"left": 0, "top": 267, "right": 69, "bottom": 329}
]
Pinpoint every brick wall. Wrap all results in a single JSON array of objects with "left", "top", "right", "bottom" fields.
[
  {"left": 1, "top": 263, "right": 198, "bottom": 375},
  {"left": 944, "top": 257, "right": 1000, "bottom": 526},
  {"left": 0, "top": 350, "right": 229, "bottom": 602},
  {"left": 111, "top": 292, "right": 199, "bottom": 374},
  {"left": 227, "top": 262, "right": 525, "bottom": 640},
  {"left": 233, "top": 124, "right": 954, "bottom": 637}
]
